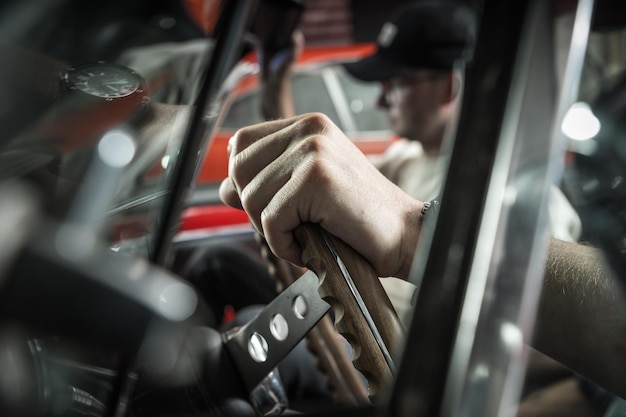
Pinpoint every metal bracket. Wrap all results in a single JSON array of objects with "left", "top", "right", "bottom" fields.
[{"left": 224, "top": 270, "right": 330, "bottom": 393}]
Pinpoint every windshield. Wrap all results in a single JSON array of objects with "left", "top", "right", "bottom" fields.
[{"left": 0, "top": 0, "right": 220, "bottom": 259}]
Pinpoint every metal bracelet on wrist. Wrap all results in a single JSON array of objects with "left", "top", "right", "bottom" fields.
[
  {"left": 421, "top": 198, "right": 441, "bottom": 236},
  {"left": 421, "top": 199, "right": 440, "bottom": 218}
]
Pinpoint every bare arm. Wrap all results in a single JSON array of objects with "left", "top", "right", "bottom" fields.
[
  {"left": 219, "top": 113, "right": 626, "bottom": 397},
  {"left": 258, "top": 31, "right": 304, "bottom": 121},
  {"left": 534, "top": 238, "right": 626, "bottom": 398}
]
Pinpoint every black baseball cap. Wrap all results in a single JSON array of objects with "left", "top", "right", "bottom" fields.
[{"left": 343, "top": 1, "right": 477, "bottom": 82}]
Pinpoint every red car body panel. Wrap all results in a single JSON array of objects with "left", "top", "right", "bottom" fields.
[
  {"left": 196, "top": 43, "right": 389, "bottom": 185},
  {"left": 180, "top": 204, "right": 250, "bottom": 231},
  {"left": 177, "top": 43, "right": 395, "bottom": 234}
]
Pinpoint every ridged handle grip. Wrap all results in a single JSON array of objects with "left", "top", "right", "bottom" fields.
[{"left": 294, "top": 223, "right": 403, "bottom": 396}]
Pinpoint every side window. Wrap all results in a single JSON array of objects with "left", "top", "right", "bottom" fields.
[
  {"left": 291, "top": 72, "right": 343, "bottom": 128},
  {"left": 336, "top": 69, "right": 388, "bottom": 132},
  {"left": 221, "top": 92, "right": 263, "bottom": 129}
]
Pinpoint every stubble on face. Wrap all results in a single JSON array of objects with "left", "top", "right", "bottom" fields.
[{"left": 382, "top": 72, "right": 453, "bottom": 155}]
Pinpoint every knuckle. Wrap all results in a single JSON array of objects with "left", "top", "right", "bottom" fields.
[
  {"left": 296, "top": 141, "right": 331, "bottom": 178},
  {"left": 229, "top": 127, "right": 254, "bottom": 155},
  {"left": 233, "top": 125, "right": 253, "bottom": 141},
  {"left": 296, "top": 134, "right": 323, "bottom": 155},
  {"left": 259, "top": 208, "right": 277, "bottom": 232},
  {"left": 260, "top": 213, "right": 289, "bottom": 258},
  {"left": 228, "top": 152, "right": 250, "bottom": 185},
  {"left": 239, "top": 184, "right": 258, "bottom": 214},
  {"left": 306, "top": 159, "right": 332, "bottom": 185},
  {"left": 299, "top": 112, "right": 332, "bottom": 132}
]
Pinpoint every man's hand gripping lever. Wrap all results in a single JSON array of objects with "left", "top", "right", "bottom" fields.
[{"left": 220, "top": 113, "right": 410, "bottom": 400}]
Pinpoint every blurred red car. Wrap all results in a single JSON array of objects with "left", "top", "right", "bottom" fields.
[
  {"left": 177, "top": 43, "right": 397, "bottom": 234},
  {"left": 198, "top": 43, "right": 394, "bottom": 184}
]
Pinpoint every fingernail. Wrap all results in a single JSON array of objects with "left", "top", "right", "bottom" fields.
[{"left": 227, "top": 137, "right": 234, "bottom": 156}]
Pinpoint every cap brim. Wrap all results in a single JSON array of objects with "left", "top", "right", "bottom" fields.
[{"left": 342, "top": 53, "right": 416, "bottom": 82}]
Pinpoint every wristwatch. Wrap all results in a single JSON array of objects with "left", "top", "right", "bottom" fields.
[
  {"left": 16, "top": 61, "right": 151, "bottom": 156},
  {"left": 59, "top": 61, "right": 150, "bottom": 122}
]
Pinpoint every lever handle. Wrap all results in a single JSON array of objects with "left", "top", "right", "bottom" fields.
[{"left": 294, "top": 223, "right": 403, "bottom": 397}]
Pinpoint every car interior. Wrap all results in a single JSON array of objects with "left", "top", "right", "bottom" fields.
[{"left": 1, "top": 0, "right": 626, "bottom": 416}]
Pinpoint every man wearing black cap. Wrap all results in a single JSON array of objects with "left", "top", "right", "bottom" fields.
[
  {"left": 347, "top": 2, "right": 582, "bottom": 245},
  {"left": 342, "top": 0, "right": 475, "bottom": 203},
  {"left": 263, "top": 1, "right": 581, "bottom": 244},
  {"left": 340, "top": 2, "right": 585, "bottom": 404}
]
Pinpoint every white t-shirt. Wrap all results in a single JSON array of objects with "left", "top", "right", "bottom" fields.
[
  {"left": 372, "top": 139, "right": 448, "bottom": 203},
  {"left": 373, "top": 138, "right": 582, "bottom": 242},
  {"left": 372, "top": 138, "right": 582, "bottom": 327}
]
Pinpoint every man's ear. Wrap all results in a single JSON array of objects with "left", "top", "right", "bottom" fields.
[
  {"left": 439, "top": 70, "right": 461, "bottom": 104},
  {"left": 449, "top": 70, "right": 463, "bottom": 101}
]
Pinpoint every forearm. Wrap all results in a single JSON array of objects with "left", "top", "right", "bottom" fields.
[
  {"left": 533, "top": 238, "right": 626, "bottom": 398},
  {"left": 259, "top": 76, "right": 295, "bottom": 120},
  {"left": 257, "top": 31, "right": 302, "bottom": 121}
]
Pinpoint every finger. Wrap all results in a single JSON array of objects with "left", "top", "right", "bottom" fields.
[
  {"left": 258, "top": 172, "right": 311, "bottom": 267},
  {"left": 218, "top": 177, "right": 243, "bottom": 210},
  {"left": 229, "top": 114, "right": 326, "bottom": 191},
  {"left": 229, "top": 132, "right": 286, "bottom": 192},
  {"left": 228, "top": 114, "right": 304, "bottom": 156},
  {"left": 222, "top": 117, "right": 305, "bottom": 221},
  {"left": 238, "top": 145, "right": 300, "bottom": 234},
  {"left": 231, "top": 112, "right": 328, "bottom": 153}
]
